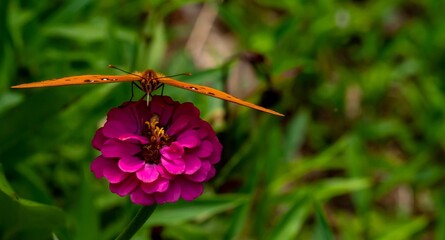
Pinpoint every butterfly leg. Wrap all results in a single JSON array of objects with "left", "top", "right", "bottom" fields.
[
  {"left": 128, "top": 82, "right": 136, "bottom": 102},
  {"left": 127, "top": 81, "right": 144, "bottom": 102},
  {"left": 159, "top": 83, "right": 165, "bottom": 96}
]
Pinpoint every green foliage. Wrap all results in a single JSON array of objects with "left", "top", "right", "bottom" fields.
[
  {"left": 1, "top": 0, "right": 445, "bottom": 239},
  {"left": 0, "top": 165, "right": 65, "bottom": 240}
]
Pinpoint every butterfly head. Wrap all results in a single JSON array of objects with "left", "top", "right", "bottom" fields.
[{"left": 140, "top": 70, "right": 163, "bottom": 94}]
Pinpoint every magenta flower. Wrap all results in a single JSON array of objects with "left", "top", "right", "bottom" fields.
[{"left": 91, "top": 96, "right": 222, "bottom": 205}]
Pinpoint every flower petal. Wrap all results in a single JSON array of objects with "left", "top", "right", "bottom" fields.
[
  {"left": 92, "top": 128, "right": 107, "bottom": 150},
  {"left": 107, "top": 107, "right": 135, "bottom": 126},
  {"left": 167, "top": 114, "right": 201, "bottom": 136},
  {"left": 166, "top": 115, "right": 190, "bottom": 136},
  {"left": 197, "top": 121, "right": 213, "bottom": 138},
  {"left": 103, "top": 161, "right": 129, "bottom": 183},
  {"left": 207, "top": 139, "right": 222, "bottom": 164},
  {"left": 136, "top": 164, "right": 160, "bottom": 183},
  {"left": 183, "top": 154, "right": 201, "bottom": 175},
  {"left": 109, "top": 175, "right": 138, "bottom": 196},
  {"left": 173, "top": 102, "right": 200, "bottom": 120},
  {"left": 130, "top": 188, "right": 155, "bottom": 206},
  {"left": 176, "top": 130, "right": 201, "bottom": 148},
  {"left": 160, "top": 142, "right": 184, "bottom": 160},
  {"left": 118, "top": 156, "right": 145, "bottom": 172},
  {"left": 117, "top": 133, "right": 149, "bottom": 144},
  {"left": 101, "top": 139, "right": 141, "bottom": 158},
  {"left": 178, "top": 178, "right": 203, "bottom": 201},
  {"left": 91, "top": 155, "right": 109, "bottom": 178},
  {"left": 186, "top": 160, "right": 211, "bottom": 182},
  {"left": 161, "top": 157, "right": 185, "bottom": 175},
  {"left": 206, "top": 166, "right": 216, "bottom": 181},
  {"left": 150, "top": 96, "right": 176, "bottom": 125},
  {"left": 190, "top": 140, "right": 213, "bottom": 158},
  {"left": 156, "top": 164, "right": 174, "bottom": 179},
  {"left": 141, "top": 178, "right": 169, "bottom": 194},
  {"left": 154, "top": 181, "right": 180, "bottom": 204},
  {"left": 103, "top": 120, "right": 130, "bottom": 138}
]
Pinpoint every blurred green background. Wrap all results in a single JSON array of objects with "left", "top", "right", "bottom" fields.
[{"left": 1, "top": 0, "right": 445, "bottom": 239}]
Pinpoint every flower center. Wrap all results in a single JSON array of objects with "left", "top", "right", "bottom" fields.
[{"left": 140, "top": 115, "right": 173, "bottom": 164}]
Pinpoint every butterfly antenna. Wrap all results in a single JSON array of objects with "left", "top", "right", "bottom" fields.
[
  {"left": 108, "top": 64, "right": 144, "bottom": 79},
  {"left": 156, "top": 72, "right": 192, "bottom": 80}
]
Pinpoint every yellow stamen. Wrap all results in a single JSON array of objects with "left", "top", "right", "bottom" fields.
[{"left": 140, "top": 114, "right": 173, "bottom": 164}]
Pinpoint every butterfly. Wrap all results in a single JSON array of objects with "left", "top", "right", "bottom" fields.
[{"left": 11, "top": 65, "right": 284, "bottom": 116}]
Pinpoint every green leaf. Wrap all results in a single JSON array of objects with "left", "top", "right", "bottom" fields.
[
  {"left": 270, "top": 195, "right": 311, "bottom": 240},
  {"left": 313, "top": 202, "right": 334, "bottom": 240},
  {"left": 147, "top": 194, "right": 248, "bottom": 225},
  {"left": 375, "top": 217, "right": 428, "bottom": 240},
  {"left": 0, "top": 164, "right": 66, "bottom": 240}
]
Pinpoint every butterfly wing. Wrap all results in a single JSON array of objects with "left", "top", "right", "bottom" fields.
[
  {"left": 11, "top": 74, "right": 142, "bottom": 88},
  {"left": 158, "top": 77, "right": 284, "bottom": 116},
  {"left": 11, "top": 69, "right": 284, "bottom": 116}
]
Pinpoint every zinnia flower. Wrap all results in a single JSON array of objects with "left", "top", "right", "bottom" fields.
[{"left": 91, "top": 95, "right": 222, "bottom": 205}]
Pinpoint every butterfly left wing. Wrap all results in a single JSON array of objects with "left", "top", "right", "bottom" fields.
[
  {"left": 11, "top": 74, "right": 142, "bottom": 88},
  {"left": 158, "top": 77, "right": 284, "bottom": 116}
]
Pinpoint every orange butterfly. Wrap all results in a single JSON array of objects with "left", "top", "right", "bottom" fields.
[{"left": 11, "top": 65, "right": 284, "bottom": 116}]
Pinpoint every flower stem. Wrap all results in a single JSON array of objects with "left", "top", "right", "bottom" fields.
[{"left": 115, "top": 205, "right": 157, "bottom": 240}]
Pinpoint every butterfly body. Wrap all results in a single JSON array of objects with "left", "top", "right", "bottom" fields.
[{"left": 11, "top": 68, "right": 284, "bottom": 116}]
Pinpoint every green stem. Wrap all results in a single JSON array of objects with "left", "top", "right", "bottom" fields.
[{"left": 115, "top": 205, "right": 157, "bottom": 240}]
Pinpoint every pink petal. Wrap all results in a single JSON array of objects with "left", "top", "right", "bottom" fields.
[
  {"left": 103, "top": 161, "right": 129, "bottom": 183},
  {"left": 141, "top": 178, "right": 169, "bottom": 194},
  {"left": 166, "top": 115, "right": 190, "bottom": 136},
  {"left": 92, "top": 128, "right": 107, "bottom": 150},
  {"left": 160, "top": 142, "right": 184, "bottom": 160},
  {"left": 154, "top": 182, "right": 180, "bottom": 204},
  {"left": 133, "top": 101, "right": 151, "bottom": 124},
  {"left": 183, "top": 154, "right": 201, "bottom": 174},
  {"left": 91, "top": 155, "right": 108, "bottom": 178},
  {"left": 177, "top": 130, "right": 201, "bottom": 148},
  {"left": 156, "top": 165, "right": 174, "bottom": 179},
  {"left": 108, "top": 106, "right": 137, "bottom": 127},
  {"left": 173, "top": 102, "right": 200, "bottom": 120},
  {"left": 178, "top": 178, "right": 203, "bottom": 201},
  {"left": 101, "top": 139, "right": 141, "bottom": 158},
  {"left": 161, "top": 157, "right": 185, "bottom": 174},
  {"left": 190, "top": 140, "right": 213, "bottom": 158},
  {"left": 107, "top": 107, "right": 132, "bottom": 122},
  {"left": 150, "top": 96, "right": 176, "bottom": 125},
  {"left": 109, "top": 175, "right": 139, "bottom": 196},
  {"left": 207, "top": 139, "right": 222, "bottom": 164},
  {"left": 185, "top": 161, "right": 211, "bottom": 182},
  {"left": 197, "top": 121, "right": 212, "bottom": 138},
  {"left": 103, "top": 120, "right": 130, "bottom": 138},
  {"left": 205, "top": 166, "right": 216, "bottom": 181},
  {"left": 136, "top": 164, "right": 160, "bottom": 183},
  {"left": 130, "top": 188, "right": 155, "bottom": 206},
  {"left": 118, "top": 156, "right": 145, "bottom": 172},
  {"left": 117, "top": 134, "right": 149, "bottom": 144},
  {"left": 167, "top": 115, "right": 201, "bottom": 136}
]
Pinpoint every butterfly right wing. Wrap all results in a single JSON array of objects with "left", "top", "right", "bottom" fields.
[
  {"left": 11, "top": 74, "right": 143, "bottom": 89},
  {"left": 158, "top": 77, "right": 284, "bottom": 116}
]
